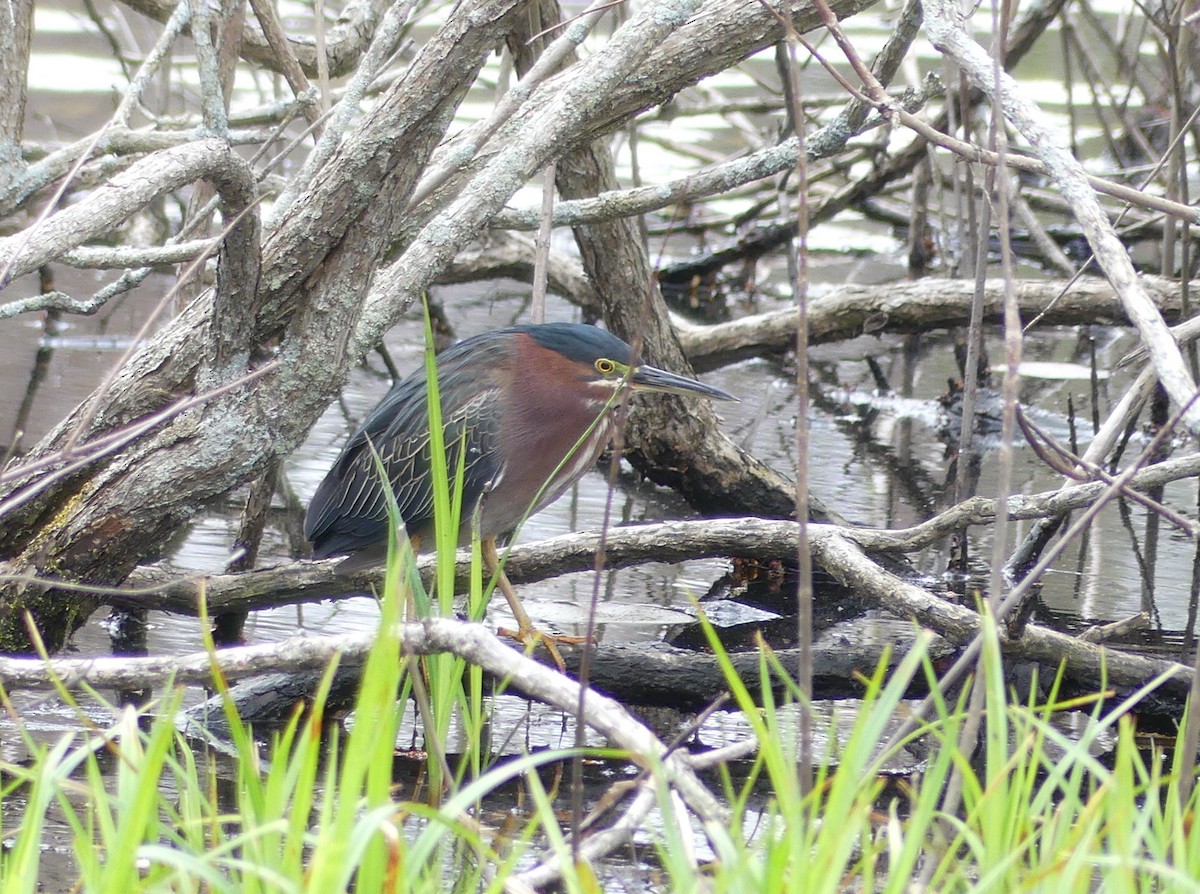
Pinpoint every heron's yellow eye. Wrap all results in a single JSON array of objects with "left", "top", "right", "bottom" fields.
[{"left": 595, "top": 358, "right": 617, "bottom": 375}]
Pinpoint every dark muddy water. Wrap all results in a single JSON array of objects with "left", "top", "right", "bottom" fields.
[{"left": 2, "top": 0, "right": 1192, "bottom": 886}]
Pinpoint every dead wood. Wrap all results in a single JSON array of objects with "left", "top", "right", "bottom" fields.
[
  {"left": 88, "top": 448, "right": 1196, "bottom": 614},
  {"left": 0, "top": 616, "right": 945, "bottom": 709},
  {"left": 812, "top": 529, "right": 1191, "bottom": 695},
  {"left": 0, "top": 0, "right": 883, "bottom": 652},
  {"left": 675, "top": 275, "right": 1196, "bottom": 361}
]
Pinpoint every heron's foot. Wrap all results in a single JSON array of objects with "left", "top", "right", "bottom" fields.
[{"left": 497, "top": 625, "right": 591, "bottom": 672}]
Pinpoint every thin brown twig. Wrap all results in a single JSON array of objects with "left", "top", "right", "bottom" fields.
[
  {"left": 792, "top": 22, "right": 1199, "bottom": 226},
  {"left": 1016, "top": 406, "right": 1199, "bottom": 537}
]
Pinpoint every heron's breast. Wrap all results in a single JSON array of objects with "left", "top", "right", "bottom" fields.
[{"left": 477, "top": 375, "right": 612, "bottom": 537}]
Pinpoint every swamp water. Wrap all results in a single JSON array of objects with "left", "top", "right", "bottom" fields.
[{"left": 2, "top": 0, "right": 1194, "bottom": 886}]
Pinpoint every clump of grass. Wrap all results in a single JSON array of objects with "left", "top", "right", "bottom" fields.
[
  {"left": 5, "top": 313, "right": 1200, "bottom": 890},
  {"left": 676, "top": 607, "right": 1200, "bottom": 894},
  {"left": 4, "top": 601, "right": 1200, "bottom": 891},
  {"left": 0, "top": 578, "right": 574, "bottom": 892}
]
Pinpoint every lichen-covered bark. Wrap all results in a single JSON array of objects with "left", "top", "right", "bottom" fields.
[
  {"left": 0, "top": 0, "right": 524, "bottom": 651},
  {"left": 0, "top": 0, "right": 878, "bottom": 652}
]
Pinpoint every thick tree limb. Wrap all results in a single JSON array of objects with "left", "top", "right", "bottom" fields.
[
  {"left": 0, "top": 616, "right": 941, "bottom": 709},
  {"left": 409, "top": 0, "right": 879, "bottom": 236},
  {"left": 493, "top": 0, "right": 923, "bottom": 234},
  {"left": 5, "top": 126, "right": 276, "bottom": 220},
  {"left": 811, "top": 529, "right": 1192, "bottom": 693}
]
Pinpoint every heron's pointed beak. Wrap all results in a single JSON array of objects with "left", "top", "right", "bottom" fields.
[{"left": 630, "top": 364, "right": 738, "bottom": 401}]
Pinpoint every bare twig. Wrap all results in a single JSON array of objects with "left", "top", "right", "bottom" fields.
[{"left": 924, "top": 0, "right": 1200, "bottom": 433}]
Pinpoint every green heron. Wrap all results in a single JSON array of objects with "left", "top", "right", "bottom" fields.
[{"left": 305, "top": 322, "right": 736, "bottom": 663}]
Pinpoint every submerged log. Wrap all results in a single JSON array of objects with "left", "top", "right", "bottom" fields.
[{"left": 177, "top": 617, "right": 952, "bottom": 735}]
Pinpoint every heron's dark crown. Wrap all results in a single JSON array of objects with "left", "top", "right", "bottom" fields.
[{"left": 519, "top": 322, "right": 633, "bottom": 367}]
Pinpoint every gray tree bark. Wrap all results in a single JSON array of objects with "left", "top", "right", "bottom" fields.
[
  {"left": 0, "top": 0, "right": 877, "bottom": 651},
  {"left": 0, "top": 0, "right": 33, "bottom": 198}
]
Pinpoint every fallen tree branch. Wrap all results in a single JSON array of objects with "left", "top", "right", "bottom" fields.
[
  {"left": 674, "top": 275, "right": 1195, "bottom": 360},
  {"left": 90, "top": 452, "right": 1200, "bottom": 613},
  {"left": 810, "top": 529, "right": 1192, "bottom": 693},
  {"left": 0, "top": 616, "right": 728, "bottom": 825},
  {"left": 220, "top": 621, "right": 953, "bottom": 723}
]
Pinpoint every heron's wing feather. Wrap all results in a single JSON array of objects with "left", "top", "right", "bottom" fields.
[{"left": 303, "top": 382, "right": 502, "bottom": 557}]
